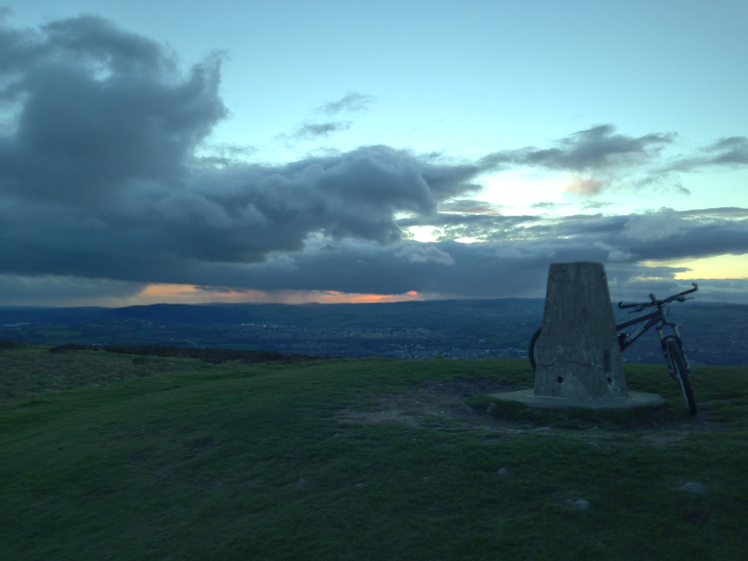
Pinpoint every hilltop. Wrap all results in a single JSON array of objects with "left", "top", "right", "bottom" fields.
[{"left": 1, "top": 344, "right": 747, "bottom": 559}]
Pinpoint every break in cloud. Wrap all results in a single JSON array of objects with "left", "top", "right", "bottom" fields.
[{"left": 0, "top": 16, "right": 746, "bottom": 306}]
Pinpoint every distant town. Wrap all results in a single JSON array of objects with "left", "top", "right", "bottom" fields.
[{"left": 1, "top": 299, "right": 746, "bottom": 366}]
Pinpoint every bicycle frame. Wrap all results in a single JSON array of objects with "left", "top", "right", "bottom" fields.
[
  {"left": 616, "top": 305, "right": 680, "bottom": 352},
  {"left": 619, "top": 304, "right": 687, "bottom": 362},
  {"left": 616, "top": 286, "right": 696, "bottom": 382}
]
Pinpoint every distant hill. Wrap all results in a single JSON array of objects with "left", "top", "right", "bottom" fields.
[{"left": 1, "top": 299, "right": 746, "bottom": 365}]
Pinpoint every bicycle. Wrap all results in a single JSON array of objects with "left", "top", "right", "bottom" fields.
[{"left": 528, "top": 283, "right": 699, "bottom": 416}]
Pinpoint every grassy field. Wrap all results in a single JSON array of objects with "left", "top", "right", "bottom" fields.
[{"left": 1, "top": 345, "right": 747, "bottom": 560}]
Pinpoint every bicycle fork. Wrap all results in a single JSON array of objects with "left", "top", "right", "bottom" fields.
[{"left": 657, "top": 324, "right": 693, "bottom": 381}]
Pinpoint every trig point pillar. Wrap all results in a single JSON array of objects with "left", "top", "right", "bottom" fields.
[
  {"left": 534, "top": 262, "right": 627, "bottom": 400},
  {"left": 491, "top": 261, "right": 664, "bottom": 410}
]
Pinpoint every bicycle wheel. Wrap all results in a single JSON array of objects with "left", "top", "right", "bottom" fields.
[
  {"left": 665, "top": 337, "right": 697, "bottom": 416},
  {"left": 528, "top": 327, "right": 541, "bottom": 372}
]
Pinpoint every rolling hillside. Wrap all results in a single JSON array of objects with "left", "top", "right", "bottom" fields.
[{"left": 1, "top": 344, "right": 747, "bottom": 559}]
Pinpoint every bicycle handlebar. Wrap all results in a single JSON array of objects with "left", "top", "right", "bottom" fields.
[{"left": 618, "top": 283, "right": 698, "bottom": 311}]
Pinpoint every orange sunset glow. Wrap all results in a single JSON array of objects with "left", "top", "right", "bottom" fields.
[{"left": 135, "top": 284, "right": 423, "bottom": 305}]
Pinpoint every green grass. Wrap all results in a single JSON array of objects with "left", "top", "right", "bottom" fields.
[{"left": 1, "top": 346, "right": 747, "bottom": 560}]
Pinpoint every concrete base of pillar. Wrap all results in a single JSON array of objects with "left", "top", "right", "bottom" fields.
[{"left": 490, "top": 388, "right": 664, "bottom": 410}]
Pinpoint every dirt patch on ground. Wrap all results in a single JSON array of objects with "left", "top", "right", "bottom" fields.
[
  {"left": 336, "top": 378, "right": 730, "bottom": 439},
  {"left": 337, "top": 378, "right": 537, "bottom": 435}
]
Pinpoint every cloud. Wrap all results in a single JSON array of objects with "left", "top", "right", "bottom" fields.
[
  {"left": 0, "top": 17, "right": 494, "bottom": 287},
  {"left": 623, "top": 208, "right": 684, "bottom": 242},
  {"left": 395, "top": 244, "right": 454, "bottom": 265},
  {"left": 593, "top": 242, "right": 635, "bottom": 263},
  {"left": 0, "top": 273, "right": 145, "bottom": 306},
  {"left": 563, "top": 176, "right": 609, "bottom": 195},
  {"left": 201, "top": 208, "right": 748, "bottom": 300},
  {"left": 175, "top": 218, "right": 745, "bottom": 300},
  {"left": 401, "top": 207, "right": 748, "bottom": 266},
  {"left": 438, "top": 199, "right": 504, "bottom": 215},
  {"left": 291, "top": 120, "right": 352, "bottom": 140},
  {"left": 582, "top": 201, "right": 613, "bottom": 209},
  {"left": 277, "top": 92, "right": 376, "bottom": 143},
  {"left": 479, "top": 125, "right": 675, "bottom": 173},
  {"left": 531, "top": 201, "right": 569, "bottom": 210},
  {"left": 683, "top": 207, "right": 748, "bottom": 219},
  {"left": 475, "top": 125, "right": 679, "bottom": 197},
  {"left": 0, "top": 16, "right": 226, "bottom": 206},
  {"left": 197, "top": 143, "right": 257, "bottom": 166},
  {"left": 397, "top": 213, "right": 538, "bottom": 243},
  {"left": 705, "top": 137, "right": 748, "bottom": 165},
  {"left": 319, "top": 92, "right": 375, "bottom": 114},
  {"left": 1, "top": 17, "right": 746, "bottom": 306},
  {"left": 0, "top": 141, "right": 488, "bottom": 281},
  {"left": 660, "top": 136, "right": 748, "bottom": 173}
]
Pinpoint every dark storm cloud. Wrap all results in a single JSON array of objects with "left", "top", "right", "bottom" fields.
[
  {"left": 183, "top": 240, "right": 551, "bottom": 298},
  {"left": 0, "top": 274, "right": 144, "bottom": 305},
  {"left": 479, "top": 125, "right": 675, "bottom": 173},
  {"left": 624, "top": 219, "right": 748, "bottom": 261},
  {"left": 554, "top": 209, "right": 748, "bottom": 266},
  {"left": 0, "top": 141, "right": 488, "bottom": 282},
  {"left": 396, "top": 207, "right": 748, "bottom": 275},
  {"left": 177, "top": 209, "right": 748, "bottom": 302},
  {"left": 0, "top": 17, "right": 489, "bottom": 286},
  {"left": 319, "top": 92, "right": 375, "bottom": 115},
  {"left": 0, "top": 16, "right": 225, "bottom": 205}
]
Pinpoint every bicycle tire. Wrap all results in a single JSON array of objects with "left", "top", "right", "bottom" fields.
[
  {"left": 665, "top": 337, "right": 697, "bottom": 416},
  {"left": 528, "top": 327, "right": 541, "bottom": 372}
]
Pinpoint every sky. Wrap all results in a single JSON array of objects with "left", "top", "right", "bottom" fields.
[{"left": 1, "top": 0, "right": 747, "bottom": 307}]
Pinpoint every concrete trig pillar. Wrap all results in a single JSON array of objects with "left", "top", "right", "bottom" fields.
[{"left": 534, "top": 262, "right": 627, "bottom": 400}]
